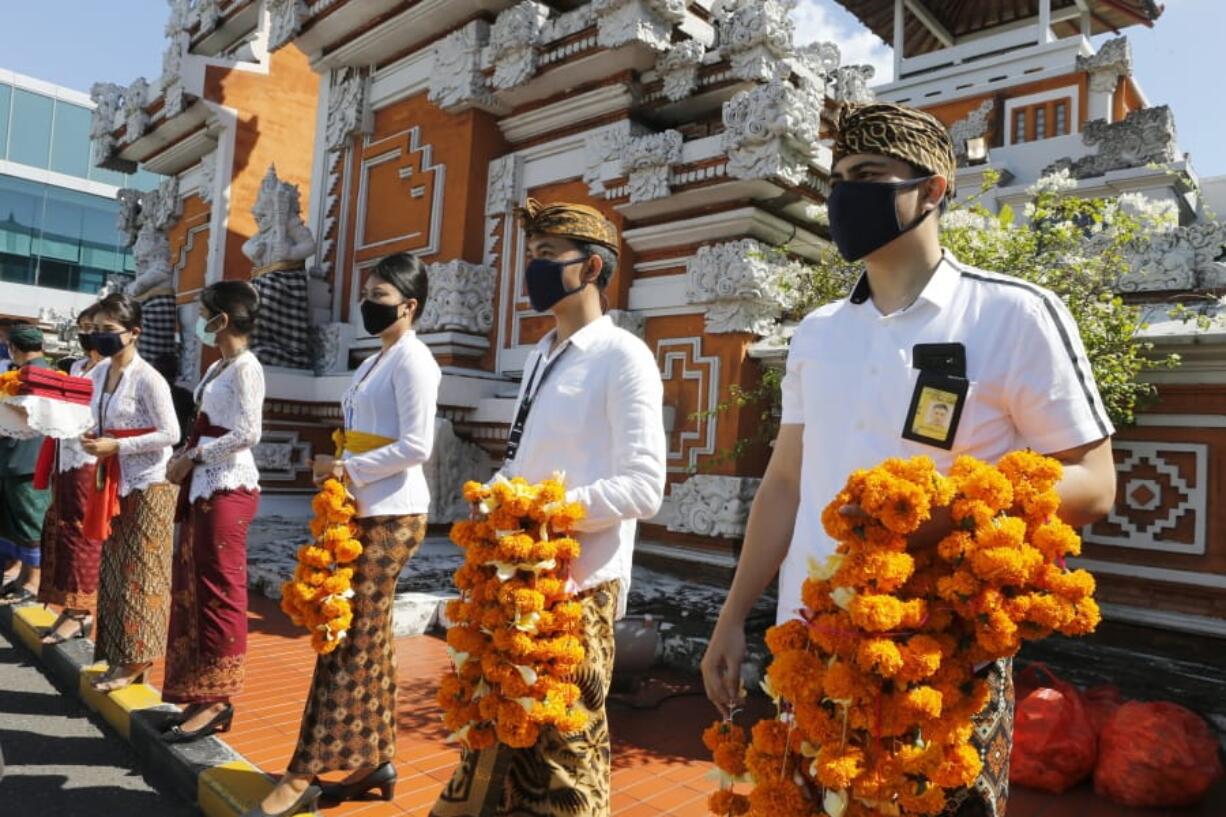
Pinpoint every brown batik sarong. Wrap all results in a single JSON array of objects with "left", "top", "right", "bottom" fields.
[
  {"left": 162, "top": 488, "right": 260, "bottom": 704},
  {"left": 94, "top": 483, "right": 178, "bottom": 666},
  {"left": 940, "top": 658, "right": 1015, "bottom": 817},
  {"left": 432, "top": 580, "right": 621, "bottom": 817},
  {"left": 287, "top": 513, "right": 427, "bottom": 774},
  {"left": 37, "top": 464, "right": 102, "bottom": 609}
]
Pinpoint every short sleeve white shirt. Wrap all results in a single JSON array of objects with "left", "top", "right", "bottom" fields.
[{"left": 777, "top": 250, "right": 1114, "bottom": 624}]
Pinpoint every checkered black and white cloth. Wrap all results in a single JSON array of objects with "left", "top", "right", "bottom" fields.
[
  {"left": 137, "top": 294, "right": 178, "bottom": 362},
  {"left": 250, "top": 268, "right": 311, "bottom": 369}
]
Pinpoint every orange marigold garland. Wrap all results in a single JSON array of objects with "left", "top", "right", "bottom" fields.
[
  {"left": 440, "top": 473, "right": 588, "bottom": 750},
  {"left": 281, "top": 478, "right": 363, "bottom": 654},
  {"left": 707, "top": 452, "right": 1098, "bottom": 817}
]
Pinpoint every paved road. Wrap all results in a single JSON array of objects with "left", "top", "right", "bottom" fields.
[{"left": 0, "top": 630, "right": 196, "bottom": 816}]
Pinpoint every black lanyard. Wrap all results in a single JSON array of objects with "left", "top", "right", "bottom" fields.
[
  {"left": 97, "top": 368, "right": 127, "bottom": 436},
  {"left": 504, "top": 345, "right": 570, "bottom": 464}
]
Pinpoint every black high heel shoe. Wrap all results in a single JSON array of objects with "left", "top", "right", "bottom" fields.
[
  {"left": 318, "top": 762, "right": 397, "bottom": 802},
  {"left": 162, "top": 703, "right": 235, "bottom": 743},
  {"left": 240, "top": 784, "right": 321, "bottom": 817}
]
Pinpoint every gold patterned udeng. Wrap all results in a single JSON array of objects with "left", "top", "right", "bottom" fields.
[
  {"left": 833, "top": 102, "right": 959, "bottom": 195},
  {"left": 514, "top": 197, "right": 620, "bottom": 252}
]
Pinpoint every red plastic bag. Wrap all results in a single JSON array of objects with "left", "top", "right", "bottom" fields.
[
  {"left": 1082, "top": 684, "right": 1125, "bottom": 738},
  {"left": 1009, "top": 664, "right": 1098, "bottom": 793},
  {"left": 1094, "top": 701, "right": 1224, "bottom": 808}
]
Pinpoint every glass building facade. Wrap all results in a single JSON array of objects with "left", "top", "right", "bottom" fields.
[{"left": 0, "top": 74, "right": 159, "bottom": 295}]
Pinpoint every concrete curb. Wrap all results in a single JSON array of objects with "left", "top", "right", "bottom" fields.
[{"left": 0, "top": 600, "right": 319, "bottom": 817}]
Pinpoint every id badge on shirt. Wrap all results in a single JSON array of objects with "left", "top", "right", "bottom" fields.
[{"left": 901, "top": 343, "right": 968, "bottom": 450}]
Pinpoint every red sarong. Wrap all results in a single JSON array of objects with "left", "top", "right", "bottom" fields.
[
  {"left": 173, "top": 413, "right": 230, "bottom": 522},
  {"left": 81, "top": 427, "right": 156, "bottom": 542}
]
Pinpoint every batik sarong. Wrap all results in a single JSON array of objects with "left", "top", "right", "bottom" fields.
[
  {"left": 37, "top": 464, "right": 102, "bottom": 608},
  {"left": 940, "top": 658, "right": 1015, "bottom": 817}
]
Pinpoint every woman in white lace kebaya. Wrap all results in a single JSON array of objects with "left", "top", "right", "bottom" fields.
[
  {"left": 38, "top": 305, "right": 105, "bottom": 644},
  {"left": 81, "top": 293, "right": 181, "bottom": 692},
  {"left": 160, "top": 281, "right": 265, "bottom": 743}
]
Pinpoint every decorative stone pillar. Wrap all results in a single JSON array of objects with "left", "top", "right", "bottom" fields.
[
  {"left": 1078, "top": 36, "right": 1131, "bottom": 123},
  {"left": 417, "top": 260, "right": 497, "bottom": 362},
  {"left": 625, "top": 130, "right": 684, "bottom": 203},
  {"left": 722, "top": 80, "right": 824, "bottom": 186},
  {"left": 665, "top": 475, "right": 761, "bottom": 539},
  {"left": 430, "top": 19, "right": 500, "bottom": 112},
  {"left": 483, "top": 1, "right": 551, "bottom": 91},
  {"left": 592, "top": 0, "right": 687, "bottom": 52},
  {"left": 324, "top": 66, "right": 371, "bottom": 154},
  {"left": 685, "top": 239, "right": 796, "bottom": 335}
]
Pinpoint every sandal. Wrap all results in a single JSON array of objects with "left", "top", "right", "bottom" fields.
[
  {"left": 41, "top": 612, "right": 93, "bottom": 645},
  {"left": 91, "top": 662, "right": 151, "bottom": 693},
  {"left": 0, "top": 585, "right": 36, "bottom": 606}
]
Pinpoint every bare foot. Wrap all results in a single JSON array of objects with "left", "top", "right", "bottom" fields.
[{"left": 92, "top": 662, "right": 152, "bottom": 692}]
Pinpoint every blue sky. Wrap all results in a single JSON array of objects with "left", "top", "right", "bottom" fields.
[{"left": 2, "top": 1, "right": 1223, "bottom": 176}]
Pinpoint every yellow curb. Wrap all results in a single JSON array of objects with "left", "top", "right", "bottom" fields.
[
  {"left": 12, "top": 605, "right": 58, "bottom": 656},
  {"left": 198, "top": 760, "right": 275, "bottom": 817},
  {"left": 78, "top": 663, "right": 162, "bottom": 739}
]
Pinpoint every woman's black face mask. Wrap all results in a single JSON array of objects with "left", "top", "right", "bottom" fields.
[{"left": 827, "top": 176, "right": 935, "bottom": 262}]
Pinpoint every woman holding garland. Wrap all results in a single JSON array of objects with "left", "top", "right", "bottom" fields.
[
  {"left": 81, "top": 293, "right": 181, "bottom": 692},
  {"left": 37, "top": 305, "right": 105, "bottom": 644},
  {"left": 248, "top": 253, "right": 440, "bottom": 817},
  {"left": 160, "top": 281, "right": 265, "bottom": 742}
]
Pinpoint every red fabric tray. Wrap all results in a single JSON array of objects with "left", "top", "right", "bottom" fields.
[{"left": 17, "top": 367, "right": 94, "bottom": 404}]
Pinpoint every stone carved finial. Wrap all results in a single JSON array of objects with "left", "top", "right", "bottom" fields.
[
  {"left": 686, "top": 239, "right": 797, "bottom": 335},
  {"left": 417, "top": 260, "right": 497, "bottom": 336},
  {"left": 667, "top": 475, "right": 761, "bottom": 539},
  {"left": 430, "top": 19, "right": 498, "bottom": 112},
  {"left": 717, "top": 0, "right": 796, "bottom": 83},
  {"left": 116, "top": 188, "right": 144, "bottom": 246},
  {"left": 242, "top": 165, "right": 316, "bottom": 270},
  {"left": 1042, "top": 105, "right": 1179, "bottom": 180},
  {"left": 831, "top": 64, "right": 876, "bottom": 104},
  {"left": 584, "top": 121, "right": 647, "bottom": 196},
  {"left": 625, "top": 130, "right": 684, "bottom": 203},
  {"left": 593, "top": 0, "right": 687, "bottom": 52},
  {"left": 90, "top": 82, "right": 125, "bottom": 141},
  {"left": 949, "top": 99, "right": 995, "bottom": 165},
  {"left": 148, "top": 176, "right": 183, "bottom": 230},
  {"left": 484, "top": 1, "right": 551, "bottom": 91},
  {"left": 656, "top": 39, "right": 706, "bottom": 102},
  {"left": 722, "top": 80, "right": 824, "bottom": 186},
  {"left": 788, "top": 40, "right": 840, "bottom": 94},
  {"left": 485, "top": 154, "right": 524, "bottom": 216},
  {"left": 121, "top": 78, "right": 151, "bottom": 144},
  {"left": 196, "top": 0, "right": 223, "bottom": 35},
  {"left": 325, "top": 67, "right": 371, "bottom": 153},
  {"left": 1120, "top": 220, "right": 1226, "bottom": 293},
  {"left": 267, "top": 0, "right": 308, "bottom": 51},
  {"left": 1078, "top": 36, "right": 1132, "bottom": 93},
  {"left": 166, "top": 0, "right": 192, "bottom": 37}
]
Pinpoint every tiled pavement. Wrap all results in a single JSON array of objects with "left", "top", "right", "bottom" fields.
[{"left": 135, "top": 594, "right": 1223, "bottom": 817}]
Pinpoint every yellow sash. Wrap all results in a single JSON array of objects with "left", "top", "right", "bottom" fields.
[{"left": 332, "top": 428, "right": 395, "bottom": 457}]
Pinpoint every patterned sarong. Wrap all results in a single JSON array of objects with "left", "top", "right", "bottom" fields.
[
  {"left": 136, "top": 294, "right": 178, "bottom": 362},
  {"left": 940, "top": 658, "right": 1015, "bottom": 817},
  {"left": 431, "top": 581, "right": 620, "bottom": 817},
  {"left": 37, "top": 464, "right": 102, "bottom": 608},
  {"left": 162, "top": 488, "right": 260, "bottom": 704},
  {"left": 250, "top": 268, "right": 311, "bottom": 369}
]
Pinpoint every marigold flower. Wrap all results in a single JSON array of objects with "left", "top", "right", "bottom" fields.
[
  {"left": 708, "top": 790, "right": 750, "bottom": 817},
  {"left": 849, "top": 594, "right": 904, "bottom": 632},
  {"left": 856, "top": 638, "right": 904, "bottom": 678},
  {"left": 766, "top": 649, "right": 825, "bottom": 703},
  {"left": 815, "top": 744, "right": 865, "bottom": 789},
  {"left": 765, "top": 620, "right": 811, "bottom": 655}
]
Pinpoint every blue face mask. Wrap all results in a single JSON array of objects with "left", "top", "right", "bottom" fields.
[
  {"left": 525, "top": 258, "right": 587, "bottom": 313},
  {"left": 195, "top": 314, "right": 223, "bottom": 347}
]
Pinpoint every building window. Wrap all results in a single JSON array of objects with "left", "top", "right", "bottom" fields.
[
  {"left": 1010, "top": 96, "right": 1074, "bottom": 143},
  {"left": 9, "top": 88, "right": 54, "bottom": 169}
]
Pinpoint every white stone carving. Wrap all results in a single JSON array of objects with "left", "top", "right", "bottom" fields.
[
  {"left": 252, "top": 430, "right": 313, "bottom": 480},
  {"left": 667, "top": 475, "right": 761, "bottom": 539},
  {"left": 593, "top": 0, "right": 686, "bottom": 51},
  {"left": 178, "top": 301, "right": 202, "bottom": 387},
  {"left": 831, "top": 64, "right": 876, "bottom": 104},
  {"left": 625, "top": 130, "right": 683, "bottom": 203},
  {"left": 127, "top": 222, "right": 175, "bottom": 299},
  {"left": 685, "top": 239, "right": 796, "bottom": 334},
  {"left": 485, "top": 154, "right": 523, "bottom": 216},
  {"left": 484, "top": 1, "right": 551, "bottom": 91},
  {"left": 198, "top": 152, "right": 217, "bottom": 204},
  {"left": 950, "top": 99, "right": 995, "bottom": 165},
  {"left": 657, "top": 39, "right": 706, "bottom": 102},
  {"left": 608, "top": 309, "right": 645, "bottom": 339},
  {"left": 722, "top": 80, "right": 824, "bottom": 186},
  {"left": 426, "top": 418, "right": 494, "bottom": 524},
  {"left": 717, "top": 0, "right": 795, "bottom": 82},
  {"left": 89, "top": 82, "right": 124, "bottom": 147},
  {"left": 308, "top": 322, "right": 352, "bottom": 375},
  {"left": 242, "top": 165, "right": 316, "bottom": 269},
  {"left": 195, "top": 0, "right": 223, "bottom": 35},
  {"left": 1044, "top": 105, "right": 1179, "bottom": 180},
  {"left": 1078, "top": 36, "right": 1132, "bottom": 93},
  {"left": 324, "top": 66, "right": 371, "bottom": 153},
  {"left": 584, "top": 121, "right": 649, "bottom": 196},
  {"left": 166, "top": 0, "right": 192, "bottom": 36},
  {"left": 1119, "top": 220, "right": 1226, "bottom": 293},
  {"left": 541, "top": 5, "right": 595, "bottom": 42},
  {"left": 418, "top": 260, "right": 497, "bottom": 335},
  {"left": 267, "top": 0, "right": 308, "bottom": 51},
  {"left": 116, "top": 188, "right": 144, "bottom": 246},
  {"left": 148, "top": 176, "right": 183, "bottom": 230},
  {"left": 121, "top": 78, "right": 151, "bottom": 144},
  {"left": 430, "top": 19, "right": 496, "bottom": 111}
]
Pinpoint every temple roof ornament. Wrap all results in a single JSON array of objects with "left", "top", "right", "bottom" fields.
[
  {"left": 722, "top": 79, "right": 825, "bottom": 187},
  {"left": 685, "top": 238, "right": 799, "bottom": 335},
  {"left": 1043, "top": 105, "right": 1179, "bottom": 180},
  {"left": 324, "top": 66, "right": 371, "bottom": 153},
  {"left": 715, "top": 0, "right": 797, "bottom": 83},
  {"left": 242, "top": 165, "right": 316, "bottom": 271},
  {"left": 656, "top": 39, "right": 707, "bottom": 102},
  {"left": 267, "top": 0, "right": 309, "bottom": 52},
  {"left": 1119, "top": 221, "right": 1226, "bottom": 293},
  {"left": 592, "top": 0, "right": 687, "bottom": 52},
  {"left": 430, "top": 19, "right": 499, "bottom": 112},
  {"left": 484, "top": 1, "right": 551, "bottom": 91},
  {"left": 625, "top": 130, "right": 684, "bottom": 203},
  {"left": 121, "top": 78, "right": 151, "bottom": 145},
  {"left": 949, "top": 99, "right": 996, "bottom": 165},
  {"left": 830, "top": 64, "right": 875, "bottom": 104},
  {"left": 1078, "top": 36, "right": 1133, "bottom": 93}
]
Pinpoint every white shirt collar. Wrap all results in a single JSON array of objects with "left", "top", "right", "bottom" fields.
[
  {"left": 537, "top": 314, "right": 611, "bottom": 358},
  {"left": 848, "top": 249, "right": 962, "bottom": 315}
]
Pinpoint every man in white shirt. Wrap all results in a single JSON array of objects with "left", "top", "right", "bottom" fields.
[
  {"left": 433, "top": 199, "right": 667, "bottom": 817},
  {"left": 700, "top": 103, "right": 1118, "bottom": 816}
]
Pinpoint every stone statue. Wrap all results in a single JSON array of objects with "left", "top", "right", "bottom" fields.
[
  {"left": 243, "top": 165, "right": 316, "bottom": 369},
  {"left": 127, "top": 219, "right": 179, "bottom": 362}
]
